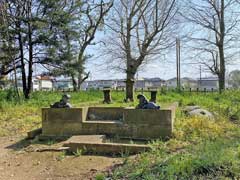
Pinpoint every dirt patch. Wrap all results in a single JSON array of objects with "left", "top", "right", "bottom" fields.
[{"left": 0, "top": 136, "right": 123, "bottom": 180}]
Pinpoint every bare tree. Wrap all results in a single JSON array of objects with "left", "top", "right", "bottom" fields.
[
  {"left": 104, "top": 0, "right": 178, "bottom": 101},
  {"left": 181, "top": 0, "right": 240, "bottom": 93},
  {"left": 76, "top": 0, "right": 113, "bottom": 90}
]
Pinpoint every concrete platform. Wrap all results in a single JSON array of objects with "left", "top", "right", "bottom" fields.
[
  {"left": 64, "top": 135, "right": 151, "bottom": 155},
  {"left": 42, "top": 106, "right": 176, "bottom": 139}
]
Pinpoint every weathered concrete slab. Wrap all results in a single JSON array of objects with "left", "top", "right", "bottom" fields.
[
  {"left": 42, "top": 108, "right": 84, "bottom": 122},
  {"left": 65, "top": 135, "right": 106, "bottom": 143},
  {"left": 87, "top": 107, "right": 124, "bottom": 121},
  {"left": 80, "top": 121, "right": 124, "bottom": 136},
  {"left": 42, "top": 108, "right": 85, "bottom": 136},
  {"left": 43, "top": 122, "right": 83, "bottom": 136},
  {"left": 123, "top": 108, "right": 172, "bottom": 125},
  {"left": 27, "top": 128, "right": 42, "bottom": 139},
  {"left": 64, "top": 135, "right": 150, "bottom": 154},
  {"left": 130, "top": 125, "right": 172, "bottom": 139},
  {"left": 41, "top": 104, "right": 176, "bottom": 139}
]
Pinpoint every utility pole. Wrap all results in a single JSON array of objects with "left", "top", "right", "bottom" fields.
[
  {"left": 199, "top": 65, "right": 202, "bottom": 88},
  {"left": 176, "top": 38, "right": 181, "bottom": 90}
]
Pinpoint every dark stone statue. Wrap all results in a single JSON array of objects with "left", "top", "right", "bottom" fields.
[
  {"left": 136, "top": 94, "right": 160, "bottom": 109},
  {"left": 50, "top": 94, "right": 72, "bottom": 108}
]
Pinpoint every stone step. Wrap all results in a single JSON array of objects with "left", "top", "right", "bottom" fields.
[
  {"left": 27, "top": 128, "right": 42, "bottom": 139},
  {"left": 83, "top": 120, "right": 123, "bottom": 124},
  {"left": 63, "top": 135, "right": 150, "bottom": 155}
]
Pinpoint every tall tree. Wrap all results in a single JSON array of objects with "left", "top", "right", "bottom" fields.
[
  {"left": 0, "top": 0, "right": 50, "bottom": 99},
  {"left": 0, "top": 1, "right": 19, "bottom": 97},
  {"left": 104, "top": 0, "right": 178, "bottom": 101},
  {"left": 182, "top": 0, "right": 240, "bottom": 93},
  {"left": 0, "top": 0, "right": 116, "bottom": 97},
  {"left": 76, "top": 0, "right": 113, "bottom": 90},
  {"left": 42, "top": 0, "right": 113, "bottom": 91},
  {"left": 39, "top": 0, "right": 83, "bottom": 91}
]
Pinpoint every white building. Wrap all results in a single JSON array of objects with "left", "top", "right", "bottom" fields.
[
  {"left": 166, "top": 77, "right": 197, "bottom": 89},
  {"left": 86, "top": 80, "right": 117, "bottom": 90},
  {"left": 54, "top": 77, "right": 73, "bottom": 91},
  {"left": 198, "top": 77, "right": 218, "bottom": 90},
  {"left": 16, "top": 76, "right": 54, "bottom": 91},
  {"left": 32, "top": 79, "right": 40, "bottom": 91},
  {"left": 166, "top": 78, "right": 177, "bottom": 88},
  {"left": 135, "top": 78, "right": 165, "bottom": 90},
  {"left": 116, "top": 79, "right": 126, "bottom": 90},
  {"left": 35, "top": 76, "right": 54, "bottom": 91},
  {"left": 80, "top": 81, "right": 88, "bottom": 90}
]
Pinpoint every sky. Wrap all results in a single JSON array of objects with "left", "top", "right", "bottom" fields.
[
  {"left": 83, "top": 0, "right": 240, "bottom": 81},
  {"left": 84, "top": 40, "right": 240, "bottom": 81}
]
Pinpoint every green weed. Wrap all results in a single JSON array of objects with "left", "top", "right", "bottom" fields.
[
  {"left": 1, "top": 90, "right": 240, "bottom": 179},
  {"left": 73, "top": 148, "right": 83, "bottom": 157},
  {"left": 56, "top": 151, "right": 66, "bottom": 161},
  {"left": 95, "top": 173, "right": 106, "bottom": 180}
]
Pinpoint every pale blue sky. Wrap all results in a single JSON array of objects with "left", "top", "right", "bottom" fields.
[
  {"left": 84, "top": 0, "right": 240, "bottom": 81},
  {"left": 84, "top": 38, "right": 240, "bottom": 81}
]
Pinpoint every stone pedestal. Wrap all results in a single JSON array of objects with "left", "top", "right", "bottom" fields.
[
  {"left": 41, "top": 105, "right": 177, "bottom": 139},
  {"left": 103, "top": 88, "right": 112, "bottom": 104},
  {"left": 150, "top": 90, "right": 157, "bottom": 103}
]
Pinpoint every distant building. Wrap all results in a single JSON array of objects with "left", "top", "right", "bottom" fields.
[
  {"left": 16, "top": 76, "right": 54, "bottom": 91},
  {"left": 166, "top": 78, "right": 177, "bottom": 88},
  {"left": 35, "top": 76, "right": 54, "bottom": 91},
  {"left": 135, "top": 78, "right": 165, "bottom": 90},
  {"left": 86, "top": 80, "right": 117, "bottom": 90},
  {"left": 116, "top": 79, "right": 126, "bottom": 90},
  {"left": 181, "top": 77, "right": 198, "bottom": 89},
  {"left": 166, "top": 77, "right": 197, "bottom": 89},
  {"left": 32, "top": 78, "right": 40, "bottom": 91},
  {"left": 198, "top": 77, "right": 218, "bottom": 90},
  {"left": 54, "top": 77, "right": 73, "bottom": 91},
  {"left": 81, "top": 81, "right": 88, "bottom": 90},
  {"left": 6, "top": 76, "right": 222, "bottom": 92}
]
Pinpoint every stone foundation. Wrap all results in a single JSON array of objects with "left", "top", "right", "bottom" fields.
[
  {"left": 64, "top": 135, "right": 150, "bottom": 155},
  {"left": 41, "top": 105, "right": 176, "bottom": 139}
]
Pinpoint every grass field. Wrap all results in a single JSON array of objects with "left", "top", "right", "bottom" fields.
[{"left": 0, "top": 89, "right": 240, "bottom": 179}]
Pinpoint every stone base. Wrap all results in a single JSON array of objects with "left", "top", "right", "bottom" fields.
[
  {"left": 63, "top": 135, "right": 151, "bottom": 155},
  {"left": 27, "top": 128, "right": 42, "bottom": 139},
  {"left": 41, "top": 104, "right": 177, "bottom": 139}
]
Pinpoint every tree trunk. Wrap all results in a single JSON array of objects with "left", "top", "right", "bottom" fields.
[
  {"left": 71, "top": 74, "right": 77, "bottom": 91},
  {"left": 126, "top": 72, "right": 135, "bottom": 101},
  {"left": 218, "top": 0, "right": 225, "bottom": 94},
  {"left": 77, "top": 73, "right": 82, "bottom": 90},
  {"left": 17, "top": 27, "right": 28, "bottom": 98},
  {"left": 218, "top": 45, "right": 225, "bottom": 93},
  {"left": 78, "top": 72, "right": 90, "bottom": 91},
  {"left": 77, "top": 53, "right": 84, "bottom": 91},
  {"left": 218, "top": 75, "right": 224, "bottom": 93},
  {"left": 26, "top": 20, "right": 33, "bottom": 99}
]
